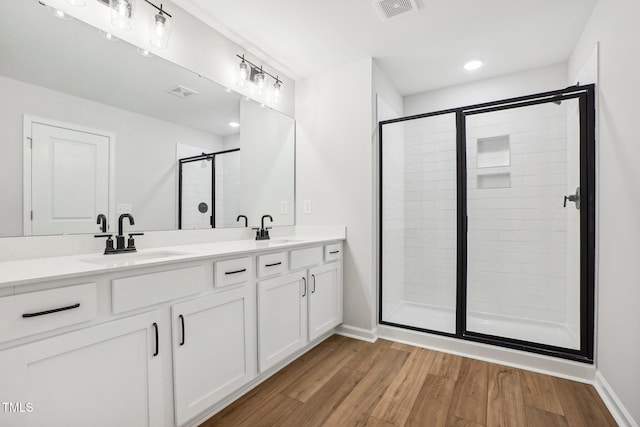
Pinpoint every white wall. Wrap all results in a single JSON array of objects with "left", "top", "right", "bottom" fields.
[
  {"left": 404, "top": 63, "right": 568, "bottom": 115},
  {"left": 296, "top": 58, "right": 375, "bottom": 332},
  {"left": 570, "top": 0, "right": 640, "bottom": 424},
  {"left": 0, "top": 76, "right": 222, "bottom": 236},
  {"left": 44, "top": 0, "right": 295, "bottom": 117}
]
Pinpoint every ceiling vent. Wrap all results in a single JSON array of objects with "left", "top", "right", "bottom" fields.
[
  {"left": 167, "top": 85, "right": 199, "bottom": 99},
  {"left": 373, "top": 0, "right": 419, "bottom": 21}
]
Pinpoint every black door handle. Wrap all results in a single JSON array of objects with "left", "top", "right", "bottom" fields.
[
  {"left": 22, "top": 303, "right": 80, "bottom": 318},
  {"left": 179, "top": 315, "right": 185, "bottom": 346},
  {"left": 302, "top": 277, "right": 307, "bottom": 297},
  {"left": 311, "top": 274, "right": 316, "bottom": 293},
  {"left": 225, "top": 268, "right": 247, "bottom": 275},
  {"left": 152, "top": 322, "right": 159, "bottom": 357}
]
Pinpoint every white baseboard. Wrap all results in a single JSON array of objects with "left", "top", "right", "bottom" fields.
[
  {"left": 335, "top": 324, "right": 378, "bottom": 342},
  {"left": 594, "top": 370, "right": 638, "bottom": 427}
]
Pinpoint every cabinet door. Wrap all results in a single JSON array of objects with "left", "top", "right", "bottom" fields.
[
  {"left": 0, "top": 311, "right": 163, "bottom": 427},
  {"left": 308, "top": 263, "right": 341, "bottom": 341},
  {"left": 172, "top": 286, "right": 255, "bottom": 426},
  {"left": 257, "top": 272, "right": 307, "bottom": 372}
]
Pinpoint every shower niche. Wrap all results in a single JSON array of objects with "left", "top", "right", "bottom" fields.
[{"left": 379, "top": 85, "right": 595, "bottom": 362}]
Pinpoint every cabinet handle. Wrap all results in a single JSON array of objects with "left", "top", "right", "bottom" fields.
[
  {"left": 329, "top": 250, "right": 340, "bottom": 254},
  {"left": 225, "top": 268, "right": 247, "bottom": 275},
  {"left": 22, "top": 303, "right": 80, "bottom": 318},
  {"left": 312, "top": 274, "right": 316, "bottom": 293},
  {"left": 302, "top": 277, "right": 307, "bottom": 297},
  {"left": 265, "top": 262, "right": 282, "bottom": 267},
  {"left": 179, "top": 315, "right": 185, "bottom": 346},
  {"left": 152, "top": 322, "right": 159, "bottom": 357}
]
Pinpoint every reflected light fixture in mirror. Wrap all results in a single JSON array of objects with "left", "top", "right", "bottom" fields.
[
  {"left": 110, "top": 0, "right": 135, "bottom": 30},
  {"left": 238, "top": 58, "right": 250, "bottom": 87}
]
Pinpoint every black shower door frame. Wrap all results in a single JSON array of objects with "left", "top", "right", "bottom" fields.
[
  {"left": 178, "top": 148, "right": 240, "bottom": 229},
  {"left": 378, "top": 84, "right": 596, "bottom": 363}
]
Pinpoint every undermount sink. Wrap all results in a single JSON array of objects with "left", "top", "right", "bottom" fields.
[
  {"left": 80, "top": 251, "right": 190, "bottom": 267},
  {"left": 268, "top": 239, "right": 303, "bottom": 244}
]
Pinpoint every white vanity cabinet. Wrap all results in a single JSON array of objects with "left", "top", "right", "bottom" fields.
[
  {"left": 257, "top": 271, "right": 308, "bottom": 372},
  {"left": 171, "top": 285, "right": 255, "bottom": 426},
  {"left": 257, "top": 242, "right": 343, "bottom": 372},
  {"left": 0, "top": 310, "right": 164, "bottom": 427},
  {"left": 308, "top": 262, "right": 341, "bottom": 341}
]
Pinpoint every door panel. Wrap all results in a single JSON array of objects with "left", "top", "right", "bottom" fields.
[{"left": 30, "top": 122, "right": 110, "bottom": 235}]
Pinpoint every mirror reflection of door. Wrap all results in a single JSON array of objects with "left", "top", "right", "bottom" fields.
[{"left": 25, "top": 119, "right": 111, "bottom": 236}]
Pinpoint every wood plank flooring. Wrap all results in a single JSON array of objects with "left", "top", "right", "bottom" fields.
[{"left": 201, "top": 335, "right": 617, "bottom": 427}]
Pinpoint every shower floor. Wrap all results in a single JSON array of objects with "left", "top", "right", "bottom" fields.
[{"left": 384, "top": 301, "right": 579, "bottom": 350}]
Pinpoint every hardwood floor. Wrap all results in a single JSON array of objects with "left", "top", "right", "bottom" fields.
[{"left": 200, "top": 335, "right": 617, "bottom": 427}]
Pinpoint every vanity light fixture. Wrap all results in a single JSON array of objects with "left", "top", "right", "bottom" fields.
[
  {"left": 236, "top": 54, "right": 284, "bottom": 103},
  {"left": 109, "top": 0, "right": 135, "bottom": 30},
  {"left": 145, "top": 0, "right": 172, "bottom": 49},
  {"left": 464, "top": 59, "right": 483, "bottom": 71}
]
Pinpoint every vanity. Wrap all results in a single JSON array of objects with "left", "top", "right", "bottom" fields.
[{"left": 0, "top": 231, "right": 344, "bottom": 426}]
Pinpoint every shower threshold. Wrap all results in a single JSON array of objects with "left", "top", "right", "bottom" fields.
[{"left": 384, "top": 301, "right": 580, "bottom": 350}]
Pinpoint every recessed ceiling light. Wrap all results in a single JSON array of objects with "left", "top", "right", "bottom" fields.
[
  {"left": 47, "top": 6, "right": 73, "bottom": 20},
  {"left": 137, "top": 48, "right": 153, "bottom": 58},
  {"left": 464, "top": 60, "right": 483, "bottom": 71},
  {"left": 65, "top": 0, "right": 86, "bottom": 6},
  {"left": 99, "top": 30, "right": 119, "bottom": 41},
  {"left": 229, "top": 122, "right": 240, "bottom": 128}
]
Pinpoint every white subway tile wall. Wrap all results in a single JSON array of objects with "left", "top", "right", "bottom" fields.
[
  {"left": 401, "top": 113, "right": 458, "bottom": 333},
  {"left": 465, "top": 102, "right": 575, "bottom": 328}
]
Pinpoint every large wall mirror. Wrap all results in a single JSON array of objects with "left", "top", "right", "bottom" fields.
[{"left": 0, "top": 1, "right": 295, "bottom": 238}]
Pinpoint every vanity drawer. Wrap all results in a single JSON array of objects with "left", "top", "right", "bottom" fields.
[
  {"left": 289, "top": 246, "right": 323, "bottom": 270},
  {"left": 257, "top": 252, "right": 287, "bottom": 277},
  {"left": 112, "top": 265, "right": 207, "bottom": 314},
  {"left": 0, "top": 283, "right": 98, "bottom": 343},
  {"left": 215, "top": 257, "right": 251, "bottom": 288},
  {"left": 324, "top": 243, "right": 342, "bottom": 261}
]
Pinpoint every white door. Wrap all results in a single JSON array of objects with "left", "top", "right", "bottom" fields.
[
  {"left": 0, "top": 311, "right": 164, "bottom": 427},
  {"left": 172, "top": 286, "right": 255, "bottom": 426},
  {"left": 308, "top": 263, "right": 341, "bottom": 341},
  {"left": 257, "top": 272, "right": 307, "bottom": 372},
  {"left": 28, "top": 121, "right": 110, "bottom": 235}
]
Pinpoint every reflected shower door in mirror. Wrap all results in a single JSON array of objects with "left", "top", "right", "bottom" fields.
[
  {"left": 178, "top": 148, "right": 241, "bottom": 230},
  {"left": 0, "top": 0, "right": 295, "bottom": 238}
]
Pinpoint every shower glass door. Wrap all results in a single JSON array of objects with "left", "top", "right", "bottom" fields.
[
  {"left": 380, "top": 112, "right": 458, "bottom": 334},
  {"left": 379, "top": 85, "right": 595, "bottom": 362},
  {"left": 464, "top": 98, "right": 582, "bottom": 350}
]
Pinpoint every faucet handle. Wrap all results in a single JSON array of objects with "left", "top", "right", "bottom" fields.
[
  {"left": 94, "top": 234, "right": 115, "bottom": 254},
  {"left": 127, "top": 233, "right": 144, "bottom": 251},
  {"left": 94, "top": 233, "right": 112, "bottom": 238}
]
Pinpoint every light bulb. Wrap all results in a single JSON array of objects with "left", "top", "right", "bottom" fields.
[
  {"left": 150, "top": 12, "right": 171, "bottom": 49},
  {"left": 254, "top": 72, "right": 266, "bottom": 96},
  {"left": 110, "top": 0, "right": 134, "bottom": 31},
  {"left": 273, "top": 81, "right": 282, "bottom": 104},
  {"left": 238, "top": 61, "right": 249, "bottom": 84}
]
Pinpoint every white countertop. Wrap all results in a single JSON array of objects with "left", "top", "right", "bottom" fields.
[{"left": 0, "top": 234, "right": 345, "bottom": 289}]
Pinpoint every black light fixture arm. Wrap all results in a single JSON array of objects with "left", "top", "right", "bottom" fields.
[
  {"left": 236, "top": 54, "right": 282, "bottom": 85},
  {"left": 143, "top": 0, "right": 172, "bottom": 18}
]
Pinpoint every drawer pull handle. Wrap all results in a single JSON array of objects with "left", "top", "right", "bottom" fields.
[
  {"left": 302, "top": 277, "right": 307, "bottom": 297},
  {"left": 312, "top": 274, "right": 316, "bottom": 293},
  {"left": 329, "top": 250, "right": 340, "bottom": 254},
  {"left": 22, "top": 303, "right": 80, "bottom": 318},
  {"left": 152, "top": 322, "right": 159, "bottom": 357},
  {"left": 225, "top": 268, "right": 247, "bottom": 275},
  {"left": 265, "top": 262, "right": 282, "bottom": 267},
  {"left": 179, "top": 315, "right": 185, "bottom": 346}
]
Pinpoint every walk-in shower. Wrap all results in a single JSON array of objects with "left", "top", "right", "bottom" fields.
[{"left": 379, "top": 85, "right": 595, "bottom": 362}]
